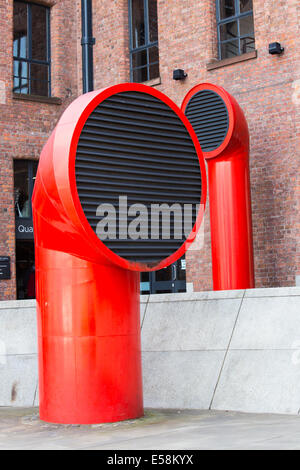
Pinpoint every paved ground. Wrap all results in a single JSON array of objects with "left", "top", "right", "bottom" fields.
[{"left": 1, "top": 408, "right": 300, "bottom": 450}]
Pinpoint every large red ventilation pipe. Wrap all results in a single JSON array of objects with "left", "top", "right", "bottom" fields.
[
  {"left": 32, "top": 83, "right": 206, "bottom": 424},
  {"left": 182, "top": 83, "right": 255, "bottom": 291}
]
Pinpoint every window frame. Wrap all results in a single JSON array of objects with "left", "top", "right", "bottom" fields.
[
  {"left": 216, "top": 0, "right": 255, "bottom": 60},
  {"left": 13, "top": 0, "right": 51, "bottom": 97},
  {"left": 128, "top": 0, "right": 159, "bottom": 83}
]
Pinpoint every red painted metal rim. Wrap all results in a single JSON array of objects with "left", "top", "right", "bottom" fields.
[
  {"left": 66, "top": 83, "right": 207, "bottom": 272},
  {"left": 181, "top": 82, "right": 235, "bottom": 160}
]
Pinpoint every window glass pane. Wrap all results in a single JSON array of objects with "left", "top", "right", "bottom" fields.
[
  {"left": 13, "top": 60, "right": 29, "bottom": 94},
  {"left": 132, "top": 49, "right": 147, "bottom": 69},
  {"left": 13, "top": 76, "right": 19, "bottom": 92},
  {"left": 240, "top": 35, "right": 255, "bottom": 54},
  {"left": 30, "top": 63, "right": 49, "bottom": 96},
  {"left": 219, "top": 0, "right": 235, "bottom": 19},
  {"left": 13, "top": 60, "right": 19, "bottom": 78},
  {"left": 155, "top": 265, "right": 172, "bottom": 282},
  {"left": 239, "top": 14, "right": 254, "bottom": 36},
  {"left": 149, "top": 45, "right": 159, "bottom": 64},
  {"left": 148, "top": 0, "right": 158, "bottom": 42},
  {"left": 221, "top": 40, "right": 239, "bottom": 58},
  {"left": 13, "top": 77, "right": 28, "bottom": 94},
  {"left": 13, "top": 1, "right": 28, "bottom": 59},
  {"left": 149, "top": 62, "right": 159, "bottom": 80},
  {"left": 14, "top": 76, "right": 29, "bottom": 95},
  {"left": 133, "top": 67, "right": 148, "bottom": 83},
  {"left": 31, "top": 4, "right": 48, "bottom": 61},
  {"left": 13, "top": 60, "right": 28, "bottom": 80},
  {"left": 219, "top": 21, "right": 238, "bottom": 41},
  {"left": 140, "top": 272, "right": 150, "bottom": 294},
  {"left": 240, "top": 0, "right": 253, "bottom": 13},
  {"left": 14, "top": 161, "right": 30, "bottom": 219},
  {"left": 32, "top": 161, "right": 38, "bottom": 180},
  {"left": 13, "top": 35, "right": 27, "bottom": 59},
  {"left": 21, "top": 61, "right": 28, "bottom": 80},
  {"left": 131, "top": 0, "right": 145, "bottom": 49}
]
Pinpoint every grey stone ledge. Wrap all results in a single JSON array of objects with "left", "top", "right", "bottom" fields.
[
  {"left": 1, "top": 287, "right": 299, "bottom": 310},
  {"left": 147, "top": 290, "right": 245, "bottom": 303},
  {"left": 244, "top": 287, "right": 300, "bottom": 298},
  {"left": 0, "top": 353, "right": 38, "bottom": 358},
  {"left": 0, "top": 300, "right": 36, "bottom": 310}
]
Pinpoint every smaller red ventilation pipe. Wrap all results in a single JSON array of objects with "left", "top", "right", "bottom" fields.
[{"left": 182, "top": 83, "right": 255, "bottom": 291}]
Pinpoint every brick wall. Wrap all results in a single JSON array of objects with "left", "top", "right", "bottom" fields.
[
  {"left": 93, "top": 0, "right": 130, "bottom": 87},
  {"left": 91, "top": 0, "right": 299, "bottom": 291},
  {"left": 0, "top": 0, "right": 299, "bottom": 299},
  {"left": 0, "top": 0, "right": 80, "bottom": 300},
  {"left": 152, "top": 0, "right": 300, "bottom": 290}
]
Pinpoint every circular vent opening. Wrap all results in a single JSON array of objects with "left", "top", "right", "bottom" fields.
[
  {"left": 185, "top": 90, "right": 229, "bottom": 153},
  {"left": 75, "top": 91, "right": 202, "bottom": 266}
]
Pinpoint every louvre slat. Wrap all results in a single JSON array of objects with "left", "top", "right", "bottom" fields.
[
  {"left": 76, "top": 177, "right": 200, "bottom": 192},
  {"left": 76, "top": 167, "right": 200, "bottom": 183},
  {"left": 76, "top": 148, "right": 199, "bottom": 165},
  {"left": 78, "top": 191, "right": 200, "bottom": 203},
  {"left": 99, "top": 100, "right": 176, "bottom": 118},
  {"left": 76, "top": 156, "right": 200, "bottom": 174},
  {"left": 93, "top": 108, "right": 181, "bottom": 126},
  {"left": 82, "top": 124, "right": 191, "bottom": 141},
  {"left": 86, "top": 116, "right": 187, "bottom": 134},
  {"left": 78, "top": 135, "right": 196, "bottom": 152},
  {"left": 79, "top": 130, "right": 193, "bottom": 147}
]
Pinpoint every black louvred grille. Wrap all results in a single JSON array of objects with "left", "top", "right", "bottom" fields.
[
  {"left": 75, "top": 91, "right": 202, "bottom": 265},
  {"left": 185, "top": 90, "right": 229, "bottom": 152}
]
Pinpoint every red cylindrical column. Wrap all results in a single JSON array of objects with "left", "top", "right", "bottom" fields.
[
  {"left": 35, "top": 247, "right": 142, "bottom": 425},
  {"left": 207, "top": 148, "right": 254, "bottom": 290},
  {"left": 182, "top": 83, "right": 255, "bottom": 291}
]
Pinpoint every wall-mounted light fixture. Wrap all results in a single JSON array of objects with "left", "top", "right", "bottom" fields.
[
  {"left": 269, "top": 42, "right": 284, "bottom": 55},
  {"left": 173, "top": 69, "right": 188, "bottom": 81}
]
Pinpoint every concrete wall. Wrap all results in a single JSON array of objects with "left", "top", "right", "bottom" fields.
[
  {"left": 0, "top": 300, "right": 37, "bottom": 407},
  {"left": 142, "top": 287, "right": 300, "bottom": 415},
  {"left": 1, "top": 287, "right": 300, "bottom": 415}
]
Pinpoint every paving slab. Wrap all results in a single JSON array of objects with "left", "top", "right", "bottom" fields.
[{"left": 1, "top": 408, "right": 300, "bottom": 450}]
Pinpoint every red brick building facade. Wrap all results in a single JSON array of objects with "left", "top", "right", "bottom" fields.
[{"left": 0, "top": 0, "right": 299, "bottom": 300}]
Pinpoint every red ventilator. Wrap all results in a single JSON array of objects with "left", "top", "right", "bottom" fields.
[
  {"left": 32, "top": 83, "right": 206, "bottom": 424},
  {"left": 182, "top": 83, "right": 255, "bottom": 291}
]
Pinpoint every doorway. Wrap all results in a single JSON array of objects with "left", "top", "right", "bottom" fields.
[
  {"left": 16, "top": 240, "right": 35, "bottom": 300},
  {"left": 141, "top": 256, "right": 186, "bottom": 295}
]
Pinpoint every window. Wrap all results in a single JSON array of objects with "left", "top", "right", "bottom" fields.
[
  {"left": 129, "top": 0, "right": 159, "bottom": 83},
  {"left": 216, "top": 0, "right": 255, "bottom": 60},
  {"left": 13, "top": 1, "right": 51, "bottom": 97},
  {"left": 14, "top": 160, "right": 38, "bottom": 219},
  {"left": 14, "top": 160, "right": 38, "bottom": 300},
  {"left": 140, "top": 257, "right": 187, "bottom": 295}
]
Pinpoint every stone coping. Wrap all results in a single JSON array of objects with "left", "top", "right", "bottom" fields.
[
  {"left": 0, "top": 300, "right": 36, "bottom": 310},
  {"left": 141, "top": 287, "right": 300, "bottom": 303},
  {"left": 1, "top": 287, "right": 300, "bottom": 309}
]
